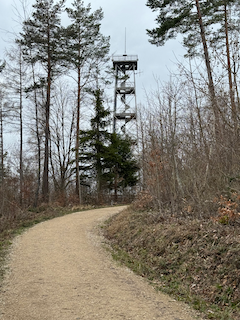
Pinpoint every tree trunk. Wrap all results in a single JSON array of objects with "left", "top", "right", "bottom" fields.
[
  {"left": 224, "top": 4, "right": 236, "bottom": 130},
  {"left": 42, "top": 41, "right": 51, "bottom": 203},
  {"left": 0, "top": 98, "right": 3, "bottom": 185},
  {"left": 96, "top": 114, "right": 102, "bottom": 205},
  {"left": 195, "top": 0, "right": 219, "bottom": 140},
  {"left": 19, "top": 47, "right": 23, "bottom": 207},
  {"left": 114, "top": 170, "right": 118, "bottom": 203},
  {"left": 42, "top": 84, "right": 50, "bottom": 202},
  {"left": 75, "top": 64, "right": 81, "bottom": 204},
  {"left": 30, "top": 60, "right": 41, "bottom": 208}
]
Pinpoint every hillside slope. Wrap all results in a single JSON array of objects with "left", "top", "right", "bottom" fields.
[{"left": 103, "top": 208, "right": 240, "bottom": 320}]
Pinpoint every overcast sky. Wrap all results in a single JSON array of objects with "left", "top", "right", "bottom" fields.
[{"left": 0, "top": 0, "right": 186, "bottom": 102}]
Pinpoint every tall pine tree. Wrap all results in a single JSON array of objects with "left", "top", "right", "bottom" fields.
[
  {"left": 65, "top": 0, "right": 110, "bottom": 202},
  {"left": 18, "top": 0, "right": 66, "bottom": 202},
  {"left": 103, "top": 133, "right": 139, "bottom": 202},
  {"left": 78, "top": 88, "right": 111, "bottom": 204},
  {"left": 204, "top": 1, "right": 240, "bottom": 129},
  {"left": 78, "top": 89, "right": 139, "bottom": 204},
  {"left": 146, "top": 0, "right": 220, "bottom": 139}
]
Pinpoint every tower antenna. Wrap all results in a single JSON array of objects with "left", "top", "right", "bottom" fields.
[{"left": 124, "top": 28, "right": 127, "bottom": 55}]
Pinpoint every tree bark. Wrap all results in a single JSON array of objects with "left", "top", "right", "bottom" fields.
[
  {"left": 224, "top": 4, "right": 237, "bottom": 130},
  {"left": 75, "top": 62, "right": 81, "bottom": 204},
  {"left": 195, "top": 0, "right": 219, "bottom": 140},
  {"left": 19, "top": 47, "right": 23, "bottom": 207},
  {"left": 42, "top": 26, "right": 51, "bottom": 203},
  {"left": 0, "top": 98, "right": 3, "bottom": 185}
]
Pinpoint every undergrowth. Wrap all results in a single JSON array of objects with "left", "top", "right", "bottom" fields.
[{"left": 103, "top": 207, "right": 240, "bottom": 320}]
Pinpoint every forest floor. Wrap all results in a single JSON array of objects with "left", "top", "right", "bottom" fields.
[
  {"left": 0, "top": 206, "right": 201, "bottom": 320},
  {"left": 103, "top": 207, "right": 240, "bottom": 320}
]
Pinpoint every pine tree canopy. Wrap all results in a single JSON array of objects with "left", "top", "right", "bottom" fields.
[
  {"left": 65, "top": 0, "right": 110, "bottom": 70},
  {"left": 0, "top": 61, "right": 5, "bottom": 73},
  {"left": 146, "top": 0, "right": 240, "bottom": 57},
  {"left": 103, "top": 133, "right": 139, "bottom": 190},
  {"left": 77, "top": 89, "right": 139, "bottom": 193},
  {"left": 18, "top": 0, "right": 66, "bottom": 72}
]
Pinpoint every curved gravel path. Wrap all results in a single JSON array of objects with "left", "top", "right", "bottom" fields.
[{"left": 0, "top": 206, "right": 201, "bottom": 320}]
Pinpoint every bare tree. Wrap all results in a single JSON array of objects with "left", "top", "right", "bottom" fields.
[
  {"left": 19, "top": 0, "right": 66, "bottom": 202},
  {"left": 4, "top": 44, "right": 28, "bottom": 206},
  {"left": 49, "top": 81, "right": 75, "bottom": 204}
]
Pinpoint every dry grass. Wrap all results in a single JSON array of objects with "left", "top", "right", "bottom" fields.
[{"left": 103, "top": 207, "right": 240, "bottom": 320}]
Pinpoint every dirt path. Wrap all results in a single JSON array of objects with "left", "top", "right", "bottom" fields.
[{"left": 0, "top": 206, "right": 201, "bottom": 320}]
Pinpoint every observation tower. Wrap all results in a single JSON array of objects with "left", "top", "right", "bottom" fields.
[{"left": 112, "top": 54, "right": 138, "bottom": 133}]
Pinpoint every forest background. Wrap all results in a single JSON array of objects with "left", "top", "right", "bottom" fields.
[
  {"left": 0, "top": 0, "right": 239, "bottom": 233},
  {"left": 0, "top": 0, "right": 239, "bottom": 220}
]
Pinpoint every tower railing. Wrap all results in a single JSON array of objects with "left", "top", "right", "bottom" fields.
[
  {"left": 113, "top": 54, "right": 138, "bottom": 133},
  {"left": 112, "top": 55, "right": 138, "bottom": 62}
]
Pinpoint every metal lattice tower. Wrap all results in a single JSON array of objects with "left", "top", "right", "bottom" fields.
[{"left": 113, "top": 54, "right": 138, "bottom": 134}]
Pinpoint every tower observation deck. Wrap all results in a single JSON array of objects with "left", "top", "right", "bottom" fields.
[{"left": 112, "top": 54, "right": 138, "bottom": 133}]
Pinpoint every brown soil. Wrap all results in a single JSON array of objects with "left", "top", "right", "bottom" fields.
[{"left": 0, "top": 206, "right": 201, "bottom": 320}]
